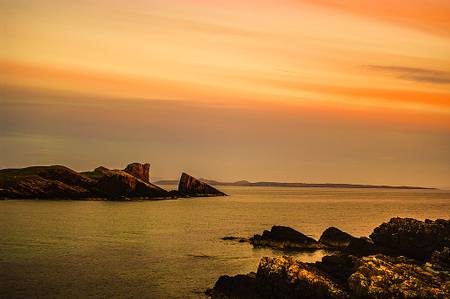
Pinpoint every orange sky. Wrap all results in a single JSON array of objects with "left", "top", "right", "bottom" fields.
[{"left": 1, "top": 0, "right": 450, "bottom": 186}]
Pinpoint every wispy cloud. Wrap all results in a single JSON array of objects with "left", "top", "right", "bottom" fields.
[{"left": 367, "top": 65, "right": 450, "bottom": 85}]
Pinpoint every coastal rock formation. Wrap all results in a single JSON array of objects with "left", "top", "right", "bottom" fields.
[
  {"left": 0, "top": 163, "right": 168, "bottom": 199},
  {"left": 123, "top": 162, "right": 150, "bottom": 183},
  {"left": 370, "top": 217, "right": 450, "bottom": 260},
  {"left": 319, "top": 227, "right": 355, "bottom": 249},
  {"left": 209, "top": 254, "right": 450, "bottom": 299},
  {"left": 207, "top": 273, "right": 257, "bottom": 299},
  {"left": 91, "top": 166, "right": 168, "bottom": 199},
  {"left": 348, "top": 254, "right": 450, "bottom": 298},
  {"left": 430, "top": 247, "right": 450, "bottom": 269},
  {"left": 250, "top": 226, "right": 323, "bottom": 250},
  {"left": 209, "top": 217, "right": 450, "bottom": 299},
  {"left": 0, "top": 166, "right": 95, "bottom": 199},
  {"left": 178, "top": 172, "right": 226, "bottom": 197},
  {"left": 344, "top": 237, "right": 378, "bottom": 257}
]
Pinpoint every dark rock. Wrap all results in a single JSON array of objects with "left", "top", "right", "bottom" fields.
[
  {"left": 319, "top": 227, "right": 355, "bottom": 249},
  {"left": 256, "top": 256, "right": 348, "bottom": 299},
  {"left": 316, "top": 254, "right": 356, "bottom": 283},
  {"left": 0, "top": 164, "right": 169, "bottom": 200},
  {"left": 178, "top": 172, "right": 226, "bottom": 197},
  {"left": 344, "top": 237, "right": 378, "bottom": 256},
  {"left": 370, "top": 217, "right": 450, "bottom": 260},
  {"left": 94, "top": 167, "right": 168, "bottom": 199},
  {"left": 348, "top": 254, "right": 450, "bottom": 298},
  {"left": 207, "top": 273, "right": 258, "bottom": 299},
  {"left": 123, "top": 162, "right": 150, "bottom": 183},
  {"left": 251, "top": 226, "right": 323, "bottom": 250},
  {"left": 0, "top": 166, "right": 95, "bottom": 199},
  {"left": 430, "top": 247, "right": 450, "bottom": 270}
]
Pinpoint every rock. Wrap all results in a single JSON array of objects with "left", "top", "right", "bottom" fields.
[
  {"left": 344, "top": 237, "right": 378, "bottom": 257},
  {"left": 178, "top": 172, "right": 226, "bottom": 197},
  {"left": 430, "top": 247, "right": 450, "bottom": 270},
  {"left": 250, "top": 226, "right": 323, "bottom": 250},
  {"left": 123, "top": 162, "right": 150, "bottom": 183},
  {"left": 256, "top": 256, "right": 348, "bottom": 299},
  {"left": 319, "top": 227, "right": 355, "bottom": 249},
  {"left": 0, "top": 164, "right": 169, "bottom": 200},
  {"left": 370, "top": 217, "right": 450, "bottom": 260},
  {"left": 0, "top": 166, "right": 95, "bottom": 199},
  {"left": 348, "top": 254, "right": 450, "bottom": 298},
  {"left": 207, "top": 273, "right": 258, "bottom": 299},
  {"left": 209, "top": 254, "right": 450, "bottom": 299},
  {"left": 316, "top": 254, "right": 356, "bottom": 283},
  {"left": 93, "top": 167, "right": 168, "bottom": 199}
]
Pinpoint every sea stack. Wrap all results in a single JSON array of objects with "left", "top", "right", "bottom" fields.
[
  {"left": 178, "top": 172, "right": 227, "bottom": 197},
  {"left": 123, "top": 162, "right": 150, "bottom": 183}
]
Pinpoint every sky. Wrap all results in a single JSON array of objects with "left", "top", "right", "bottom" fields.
[{"left": 1, "top": 0, "right": 449, "bottom": 187}]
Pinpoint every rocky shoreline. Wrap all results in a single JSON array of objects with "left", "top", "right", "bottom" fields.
[
  {"left": 0, "top": 162, "right": 226, "bottom": 200},
  {"left": 208, "top": 217, "right": 450, "bottom": 298}
]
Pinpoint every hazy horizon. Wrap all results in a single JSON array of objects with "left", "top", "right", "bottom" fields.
[{"left": 1, "top": 0, "right": 449, "bottom": 188}]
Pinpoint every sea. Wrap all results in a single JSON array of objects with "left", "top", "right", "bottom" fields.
[{"left": 1, "top": 186, "right": 450, "bottom": 298}]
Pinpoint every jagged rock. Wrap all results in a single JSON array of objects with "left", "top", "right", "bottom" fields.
[
  {"left": 319, "top": 227, "right": 355, "bottom": 249},
  {"left": 178, "top": 172, "right": 226, "bottom": 197},
  {"left": 123, "top": 162, "right": 150, "bottom": 183},
  {"left": 0, "top": 166, "right": 95, "bottom": 199},
  {"left": 250, "top": 226, "right": 323, "bottom": 250},
  {"left": 93, "top": 167, "right": 168, "bottom": 199},
  {"left": 370, "top": 217, "right": 450, "bottom": 260},
  {"left": 348, "top": 254, "right": 450, "bottom": 298}
]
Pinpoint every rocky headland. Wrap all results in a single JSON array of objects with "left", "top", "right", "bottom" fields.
[
  {"left": 209, "top": 217, "right": 450, "bottom": 298},
  {"left": 0, "top": 162, "right": 226, "bottom": 200}
]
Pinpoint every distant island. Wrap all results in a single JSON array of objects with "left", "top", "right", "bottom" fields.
[{"left": 155, "top": 178, "right": 434, "bottom": 190}]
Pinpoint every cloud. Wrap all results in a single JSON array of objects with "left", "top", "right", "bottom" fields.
[{"left": 367, "top": 65, "right": 450, "bottom": 85}]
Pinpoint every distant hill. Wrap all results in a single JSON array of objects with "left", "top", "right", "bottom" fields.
[{"left": 154, "top": 178, "right": 434, "bottom": 190}]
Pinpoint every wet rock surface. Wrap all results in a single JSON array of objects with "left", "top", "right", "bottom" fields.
[
  {"left": 251, "top": 226, "right": 323, "bottom": 250},
  {"left": 178, "top": 172, "right": 227, "bottom": 197},
  {"left": 209, "top": 217, "right": 450, "bottom": 299}
]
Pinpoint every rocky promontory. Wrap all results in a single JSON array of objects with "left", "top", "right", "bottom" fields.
[
  {"left": 209, "top": 217, "right": 450, "bottom": 299},
  {"left": 0, "top": 163, "right": 226, "bottom": 200}
]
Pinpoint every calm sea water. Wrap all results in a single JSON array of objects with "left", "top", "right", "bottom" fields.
[{"left": 1, "top": 186, "right": 450, "bottom": 298}]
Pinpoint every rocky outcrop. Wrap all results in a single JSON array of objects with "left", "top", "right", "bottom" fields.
[
  {"left": 123, "top": 162, "right": 150, "bottom": 183},
  {"left": 92, "top": 166, "right": 168, "bottom": 199},
  {"left": 344, "top": 237, "right": 378, "bottom": 257},
  {"left": 370, "top": 217, "right": 450, "bottom": 260},
  {"left": 319, "top": 227, "right": 355, "bottom": 249},
  {"left": 209, "top": 253, "right": 450, "bottom": 299},
  {"left": 209, "top": 217, "right": 450, "bottom": 299},
  {"left": 251, "top": 226, "right": 323, "bottom": 250},
  {"left": 348, "top": 254, "right": 450, "bottom": 298},
  {"left": 207, "top": 273, "right": 257, "bottom": 299},
  {"left": 0, "top": 166, "right": 95, "bottom": 199},
  {"left": 0, "top": 163, "right": 168, "bottom": 200},
  {"left": 178, "top": 172, "right": 226, "bottom": 197},
  {"left": 430, "top": 247, "right": 450, "bottom": 269}
]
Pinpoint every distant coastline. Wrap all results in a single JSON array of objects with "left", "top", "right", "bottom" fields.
[{"left": 155, "top": 178, "right": 435, "bottom": 190}]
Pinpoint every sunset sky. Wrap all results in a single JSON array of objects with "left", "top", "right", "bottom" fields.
[{"left": 1, "top": 0, "right": 449, "bottom": 187}]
